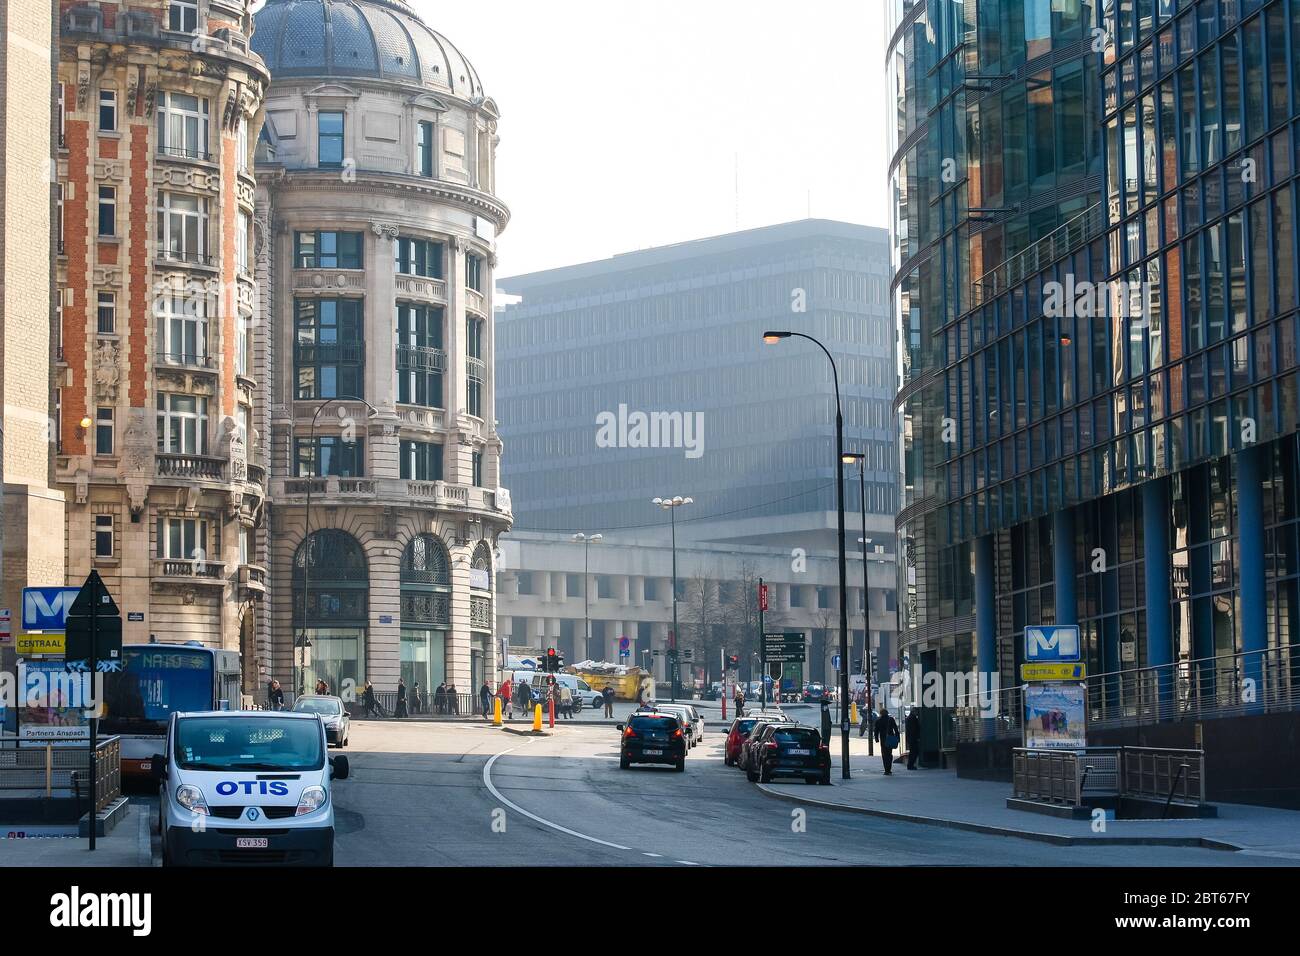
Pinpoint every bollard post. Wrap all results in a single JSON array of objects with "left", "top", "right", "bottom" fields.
[
  {"left": 493, "top": 696, "right": 503, "bottom": 727},
  {"left": 533, "top": 703, "right": 543, "bottom": 732},
  {"left": 548, "top": 697, "right": 555, "bottom": 728},
  {"left": 850, "top": 701, "right": 857, "bottom": 727}
]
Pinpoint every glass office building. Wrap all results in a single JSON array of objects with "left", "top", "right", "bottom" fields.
[{"left": 890, "top": 0, "right": 1300, "bottom": 761}]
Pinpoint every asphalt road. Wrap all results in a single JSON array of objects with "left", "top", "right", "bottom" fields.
[{"left": 328, "top": 721, "right": 1289, "bottom": 867}]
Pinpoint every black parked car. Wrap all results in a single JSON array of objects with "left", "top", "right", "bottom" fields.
[
  {"left": 746, "top": 723, "right": 831, "bottom": 785},
  {"left": 617, "top": 712, "right": 687, "bottom": 771},
  {"left": 737, "top": 718, "right": 796, "bottom": 773}
]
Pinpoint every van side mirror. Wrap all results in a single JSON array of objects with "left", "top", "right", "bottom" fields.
[
  {"left": 615, "top": 724, "right": 624, "bottom": 732},
  {"left": 330, "top": 755, "right": 350, "bottom": 780}
]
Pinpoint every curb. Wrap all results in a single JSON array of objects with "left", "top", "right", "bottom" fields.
[
  {"left": 752, "top": 783, "right": 1243, "bottom": 850},
  {"left": 501, "top": 726, "right": 551, "bottom": 737}
]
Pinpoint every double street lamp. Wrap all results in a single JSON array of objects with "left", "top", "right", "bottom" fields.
[
  {"left": 763, "top": 330, "right": 851, "bottom": 779},
  {"left": 652, "top": 495, "right": 692, "bottom": 702},
  {"left": 571, "top": 532, "right": 603, "bottom": 661}
]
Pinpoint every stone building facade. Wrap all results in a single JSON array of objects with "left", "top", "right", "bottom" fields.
[
  {"left": 2, "top": 0, "right": 65, "bottom": 652},
  {"left": 251, "top": 0, "right": 511, "bottom": 696},
  {"left": 54, "top": 0, "right": 269, "bottom": 687}
]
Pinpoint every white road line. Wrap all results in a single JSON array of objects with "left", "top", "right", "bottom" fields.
[
  {"left": 483, "top": 745, "right": 632, "bottom": 851},
  {"left": 677, "top": 860, "right": 701, "bottom": 866},
  {"left": 643, "top": 852, "right": 662, "bottom": 857}
]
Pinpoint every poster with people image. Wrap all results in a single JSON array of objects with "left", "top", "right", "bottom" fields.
[{"left": 1023, "top": 682, "right": 1087, "bottom": 749}]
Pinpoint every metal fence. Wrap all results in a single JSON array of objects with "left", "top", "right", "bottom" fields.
[
  {"left": 0, "top": 736, "right": 121, "bottom": 811},
  {"left": 955, "top": 646, "right": 1300, "bottom": 743},
  {"left": 1013, "top": 745, "right": 1201, "bottom": 808}
]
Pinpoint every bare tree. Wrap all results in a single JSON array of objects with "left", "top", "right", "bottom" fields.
[{"left": 682, "top": 568, "right": 724, "bottom": 684}]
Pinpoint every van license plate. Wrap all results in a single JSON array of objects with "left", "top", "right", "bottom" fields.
[
  {"left": 236, "top": 837, "right": 268, "bottom": 849},
  {"left": 644, "top": 749, "right": 662, "bottom": 755}
]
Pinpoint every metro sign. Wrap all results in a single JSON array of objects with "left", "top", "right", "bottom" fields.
[
  {"left": 21, "top": 587, "right": 81, "bottom": 631},
  {"left": 1024, "top": 625, "right": 1081, "bottom": 663}
]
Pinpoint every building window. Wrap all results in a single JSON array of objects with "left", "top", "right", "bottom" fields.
[
  {"left": 239, "top": 525, "right": 254, "bottom": 566},
  {"left": 466, "top": 253, "right": 484, "bottom": 292},
  {"left": 294, "top": 298, "right": 363, "bottom": 399},
  {"left": 235, "top": 312, "right": 250, "bottom": 377},
  {"left": 156, "top": 192, "right": 209, "bottom": 263},
  {"left": 295, "top": 230, "right": 362, "bottom": 269},
  {"left": 416, "top": 120, "right": 434, "bottom": 177},
  {"left": 236, "top": 211, "right": 250, "bottom": 274},
  {"left": 396, "top": 303, "right": 443, "bottom": 408},
  {"left": 98, "top": 89, "right": 116, "bottom": 132},
  {"left": 157, "top": 517, "right": 208, "bottom": 560},
  {"left": 96, "top": 291, "right": 116, "bottom": 334},
  {"left": 295, "top": 436, "right": 365, "bottom": 477},
  {"left": 95, "top": 515, "right": 114, "bottom": 558},
  {"left": 472, "top": 450, "right": 483, "bottom": 487},
  {"left": 237, "top": 115, "right": 249, "bottom": 173},
  {"left": 394, "top": 236, "right": 443, "bottom": 278},
  {"left": 399, "top": 439, "right": 443, "bottom": 481},
  {"left": 97, "top": 186, "right": 116, "bottom": 237},
  {"left": 168, "top": 1, "right": 199, "bottom": 34},
  {"left": 156, "top": 92, "right": 209, "bottom": 159},
  {"left": 57, "top": 83, "right": 65, "bottom": 147},
  {"left": 156, "top": 393, "right": 209, "bottom": 455},
  {"left": 318, "top": 110, "right": 344, "bottom": 167},
  {"left": 56, "top": 183, "right": 63, "bottom": 251},
  {"left": 154, "top": 289, "right": 208, "bottom": 366},
  {"left": 466, "top": 316, "right": 484, "bottom": 417},
  {"left": 95, "top": 407, "right": 114, "bottom": 456}
]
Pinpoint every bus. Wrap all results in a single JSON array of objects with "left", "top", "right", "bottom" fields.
[{"left": 100, "top": 642, "right": 241, "bottom": 778}]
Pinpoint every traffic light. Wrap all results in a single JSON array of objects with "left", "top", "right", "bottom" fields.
[
  {"left": 727, "top": 655, "right": 739, "bottom": 667},
  {"left": 545, "top": 647, "right": 561, "bottom": 672}
]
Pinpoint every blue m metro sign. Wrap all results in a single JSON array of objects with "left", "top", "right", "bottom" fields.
[{"left": 1024, "top": 625, "right": 1081, "bottom": 663}]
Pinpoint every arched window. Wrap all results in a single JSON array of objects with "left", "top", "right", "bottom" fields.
[
  {"left": 471, "top": 540, "right": 493, "bottom": 590},
  {"left": 401, "top": 533, "right": 450, "bottom": 586},
  {"left": 292, "top": 529, "right": 368, "bottom": 696}
]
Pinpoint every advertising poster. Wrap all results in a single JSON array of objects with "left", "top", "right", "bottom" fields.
[
  {"left": 16, "top": 660, "right": 90, "bottom": 742},
  {"left": 1023, "top": 681, "right": 1087, "bottom": 749}
]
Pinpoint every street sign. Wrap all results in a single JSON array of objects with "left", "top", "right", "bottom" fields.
[
  {"left": 831, "top": 654, "right": 841, "bottom": 670},
  {"left": 762, "top": 631, "right": 804, "bottom": 663},
  {"left": 619, "top": 636, "right": 630, "bottom": 653},
  {"left": 1021, "top": 662, "right": 1087, "bottom": 682},
  {"left": 127, "top": 612, "right": 144, "bottom": 622},
  {"left": 17, "top": 633, "right": 64, "bottom": 656},
  {"left": 758, "top": 584, "right": 768, "bottom": 612},
  {"left": 0, "top": 608, "right": 10, "bottom": 643},
  {"left": 64, "top": 571, "right": 122, "bottom": 665},
  {"left": 21, "top": 587, "right": 81, "bottom": 631},
  {"left": 1024, "top": 625, "right": 1081, "bottom": 663}
]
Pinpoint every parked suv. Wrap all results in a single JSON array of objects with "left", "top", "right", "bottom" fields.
[
  {"left": 617, "top": 712, "right": 687, "bottom": 771},
  {"left": 746, "top": 723, "right": 831, "bottom": 785},
  {"left": 738, "top": 717, "right": 797, "bottom": 773},
  {"left": 724, "top": 712, "right": 785, "bottom": 767}
]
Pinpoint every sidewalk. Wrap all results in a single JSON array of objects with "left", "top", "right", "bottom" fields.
[
  {"left": 0, "top": 803, "right": 153, "bottom": 867},
  {"left": 755, "top": 753, "right": 1300, "bottom": 855}
]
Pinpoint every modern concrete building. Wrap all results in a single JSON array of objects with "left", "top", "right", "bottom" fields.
[
  {"left": 1, "top": 0, "right": 65, "bottom": 682},
  {"left": 252, "top": 0, "right": 511, "bottom": 697},
  {"left": 495, "top": 221, "right": 898, "bottom": 685},
  {"left": 53, "top": 0, "right": 268, "bottom": 687},
  {"left": 890, "top": 0, "right": 1300, "bottom": 803}
]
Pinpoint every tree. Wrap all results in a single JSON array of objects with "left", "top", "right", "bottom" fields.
[{"left": 682, "top": 568, "right": 724, "bottom": 684}]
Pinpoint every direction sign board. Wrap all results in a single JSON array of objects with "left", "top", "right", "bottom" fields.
[
  {"left": 22, "top": 587, "right": 81, "bottom": 631},
  {"left": 1024, "top": 625, "right": 1081, "bottom": 663},
  {"left": 831, "top": 654, "right": 841, "bottom": 671},
  {"left": 758, "top": 584, "right": 769, "bottom": 612},
  {"left": 762, "top": 631, "right": 805, "bottom": 663},
  {"left": 1021, "top": 662, "right": 1087, "bottom": 682}
]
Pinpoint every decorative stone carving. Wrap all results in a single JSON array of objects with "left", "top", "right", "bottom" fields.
[
  {"left": 74, "top": 469, "right": 89, "bottom": 505},
  {"left": 76, "top": 56, "right": 91, "bottom": 110},
  {"left": 222, "top": 416, "right": 247, "bottom": 481},
  {"left": 94, "top": 160, "right": 124, "bottom": 182},
  {"left": 94, "top": 340, "right": 120, "bottom": 402},
  {"left": 126, "top": 68, "right": 140, "bottom": 115},
  {"left": 122, "top": 408, "right": 153, "bottom": 476},
  {"left": 369, "top": 221, "right": 398, "bottom": 241}
]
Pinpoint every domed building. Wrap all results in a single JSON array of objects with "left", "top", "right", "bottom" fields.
[{"left": 251, "top": 0, "right": 511, "bottom": 698}]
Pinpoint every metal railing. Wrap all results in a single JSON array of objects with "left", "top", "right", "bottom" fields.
[
  {"left": 396, "top": 344, "right": 446, "bottom": 371},
  {"left": 158, "top": 144, "right": 213, "bottom": 162},
  {"left": 0, "top": 737, "right": 120, "bottom": 812},
  {"left": 154, "top": 558, "right": 225, "bottom": 580},
  {"left": 967, "top": 202, "right": 1105, "bottom": 312},
  {"left": 157, "top": 248, "right": 215, "bottom": 267},
  {"left": 1124, "top": 747, "right": 1205, "bottom": 804},
  {"left": 157, "top": 452, "right": 225, "bottom": 480},
  {"left": 956, "top": 647, "right": 1300, "bottom": 742},
  {"left": 369, "top": 691, "right": 478, "bottom": 717}
]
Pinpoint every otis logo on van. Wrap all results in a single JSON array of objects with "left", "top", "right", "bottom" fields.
[{"left": 215, "top": 780, "right": 290, "bottom": 797}]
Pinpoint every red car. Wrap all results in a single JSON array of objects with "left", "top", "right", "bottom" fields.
[{"left": 724, "top": 712, "right": 786, "bottom": 767}]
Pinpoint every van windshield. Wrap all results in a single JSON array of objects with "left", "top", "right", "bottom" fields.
[{"left": 174, "top": 716, "right": 324, "bottom": 771}]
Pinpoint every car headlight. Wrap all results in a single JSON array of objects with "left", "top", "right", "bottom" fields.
[
  {"left": 175, "top": 784, "right": 209, "bottom": 815},
  {"left": 296, "top": 785, "right": 327, "bottom": 816}
]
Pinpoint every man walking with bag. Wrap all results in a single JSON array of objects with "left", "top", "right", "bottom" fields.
[{"left": 873, "top": 703, "right": 900, "bottom": 775}]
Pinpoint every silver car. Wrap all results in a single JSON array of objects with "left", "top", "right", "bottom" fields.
[
  {"left": 293, "top": 695, "right": 350, "bottom": 748},
  {"left": 656, "top": 704, "right": 704, "bottom": 747}
]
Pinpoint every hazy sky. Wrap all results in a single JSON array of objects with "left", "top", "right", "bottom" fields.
[{"left": 407, "top": 0, "right": 891, "bottom": 277}]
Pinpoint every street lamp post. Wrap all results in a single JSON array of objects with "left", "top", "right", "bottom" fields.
[
  {"left": 842, "top": 453, "right": 876, "bottom": 756},
  {"left": 764, "top": 330, "right": 851, "bottom": 779},
  {"left": 297, "top": 395, "right": 377, "bottom": 701},
  {"left": 652, "top": 495, "right": 692, "bottom": 702},
  {"left": 571, "top": 532, "right": 603, "bottom": 662}
]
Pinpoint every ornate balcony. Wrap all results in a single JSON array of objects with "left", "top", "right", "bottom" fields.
[
  {"left": 465, "top": 288, "right": 486, "bottom": 315},
  {"left": 157, "top": 453, "right": 225, "bottom": 481},
  {"left": 153, "top": 558, "right": 226, "bottom": 583},
  {"left": 396, "top": 344, "right": 446, "bottom": 372},
  {"left": 239, "top": 564, "right": 267, "bottom": 594},
  {"left": 394, "top": 274, "right": 447, "bottom": 301}
]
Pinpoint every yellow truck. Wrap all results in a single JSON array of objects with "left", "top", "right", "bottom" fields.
[{"left": 572, "top": 669, "right": 645, "bottom": 701}]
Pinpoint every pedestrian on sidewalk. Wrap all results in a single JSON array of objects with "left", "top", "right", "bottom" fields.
[
  {"left": 516, "top": 678, "right": 532, "bottom": 717},
  {"left": 268, "top": 679, "right": 285, "bottom": 711},
  {"left": 734, "top": 685, "right": 745, "bottom": 718},
  {"left": 602, "top": 685, "right": 615, "bottom": 717},
  {"left": 873, "top": 704, "right": 899, "bottom": 775},
  {"left": 434, "top": 681, "right": 447, "bottom": 714},
  {"left": 315, "top": 678, "right": 330, "bottom": 696},
  {"left": 413, "top": 682, "right": 424, "bottom": 715},
  {"left": 362, "top": 680, "right": 377, "bottom": 717},
  {"left": 498, "top": 677, "right": 512, "bottom": 716},
  {"left": 447, "top": 683, "right": 460, "bottom": 715},
  {"left": 905, "top": 705, "right": 921, "bottom": 770},
  {"left": 820, "top": 700, "right": 832, "bottom": 752},
  {"left": 480, "top": 680, "right": 493, "bottom": 718},
  {"left": 395, "top": 677, "right": 408, "bottom": 718}
]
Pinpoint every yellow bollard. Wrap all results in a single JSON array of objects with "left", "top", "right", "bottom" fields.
[
  {"left": 850, "top": 701, "right": 858, "bottom": 727},
  {"left": 533, "top": 703, "right": 543, "bottom": 732},
  {"left": 493, "top": 696, "right": 503, "bottom": 727}
]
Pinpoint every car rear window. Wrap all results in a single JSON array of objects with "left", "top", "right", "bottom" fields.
[
  {"left": 631, "top": 717, "right": 677, "bottom": 732},
  {"left": 737, "top": 719, "right": 759, "bottom": 734},
  {"left": 773, "top": 728, "right": 820, "bottom": 745}
]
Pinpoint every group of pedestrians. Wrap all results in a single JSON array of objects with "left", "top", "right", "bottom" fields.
[{"left": 867, "top": 702, "right": 922, "bottom": 774}]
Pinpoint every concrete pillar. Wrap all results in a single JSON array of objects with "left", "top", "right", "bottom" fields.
[{"left": 1237, "top": 445, "right": 1267, "bottom": 705}]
